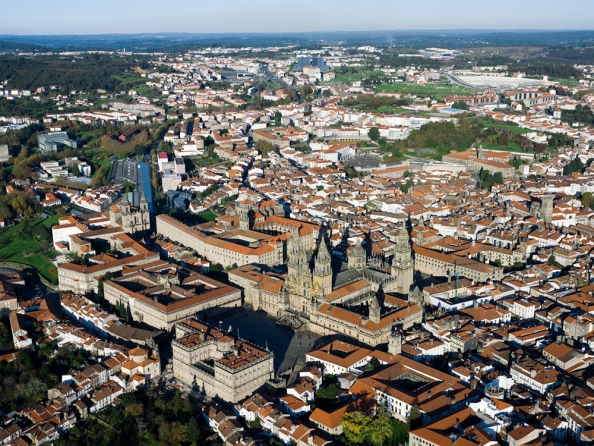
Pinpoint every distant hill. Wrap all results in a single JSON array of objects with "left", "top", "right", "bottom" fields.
[{"left": 0, "top": 30, "right": 593, "bottom": 53}]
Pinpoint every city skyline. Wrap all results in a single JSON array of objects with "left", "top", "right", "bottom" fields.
[{"left": 3, "top": 0, "right": 594, "bottom": 35}]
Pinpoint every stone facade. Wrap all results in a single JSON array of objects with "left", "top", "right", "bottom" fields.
[
  {"left": 58, "top": 235, "right": 160, "bottom": 294},
  {"left": 103, "top": 261, "right": 242, "bottom": 331},
  {"left": 172, "top": 319, "right": 274, "bottom": 403},
  {"left": 229, "top": 225, "right": 422, "bottom": 347}
]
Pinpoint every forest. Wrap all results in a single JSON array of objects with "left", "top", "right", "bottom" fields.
[
  {"left": 0, "top": 342, "right": 90, "bottom": 411},
  {"left": 55, "top": 388, "right": 205, "bottom": 446},
  {"left": 342, "top": 94, "right": 410, "bottom": 112},
  {"left": 0, "top": 54, "right": 153, "bottom": 91},
  {"left": 562, "top": 104, "right": 594, "bottom": 126}
]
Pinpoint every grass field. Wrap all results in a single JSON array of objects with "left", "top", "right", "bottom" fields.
[
  {"left": 0, "top": 216, "right": 59, "bottom": 283},
  {"left": 488, "top": 122, "right": 531, "bottom": 134},
  {"left": 375, "top": 82, "right": 474, "bottom": 100},
  {"left": 329, "top": 69, "right": 384, "bottom": 84},
  {"left": 481, "top": 142, "right": 525, "bottom": 152},
  {"left": 198, "top": 210, "right": 218, "bottom": 222}
]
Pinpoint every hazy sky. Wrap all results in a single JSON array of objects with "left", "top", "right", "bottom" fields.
[{"left": 2, "top": 0, "right": 592, "bottom": 35}]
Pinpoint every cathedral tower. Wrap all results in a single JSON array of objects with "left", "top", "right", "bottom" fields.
[
  {"left": 541, "top": 195, "right": 554, "bottom": 224},
  {"left": 369, "top": 296, "right": 381, "bottom": 324},
  {"left": 313, "top": 239, "right": 333, "bottom": 298},
  {"left": 284, "top": 236, "right": 314, "bottom": 314},
  {"left": 391, "top": 224, "right": 414, "bottom": 295},
  {"left": 238, "top": 202, "right": 251, "bottom": 230},
  {"left": 348, "top": 238, "right": 366, "bottom": 270}
]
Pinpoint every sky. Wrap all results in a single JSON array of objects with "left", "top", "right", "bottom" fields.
[{"left": 2, "top": 0, "right": 593, "bottom": 35}]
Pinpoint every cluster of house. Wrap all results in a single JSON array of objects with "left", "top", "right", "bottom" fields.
[{"left": 0, "top": 346, "right": 159, "bottom": 445}]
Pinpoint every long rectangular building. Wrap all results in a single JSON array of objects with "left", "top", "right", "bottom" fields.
[
  {"left": 413, "top": 244, "right": 503, "bottom": 282},
  {"left": 103, "top": 261, "right": 242, "bottom": 331},
  {"left": 157, "top": 214, "right": 319, "bottom": 269}
]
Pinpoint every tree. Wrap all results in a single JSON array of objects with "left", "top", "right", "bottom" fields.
[
  {"left": 407, "top": 403, "right": 423, "bottom": 430},
  {"left": 497, "top": 133, "right": 509, "bottom": 146},
  {"left": 316, "top": 384, "right": 338, "bottom": 402},
  {"left": 186, "top": 417, "right": 201, "bottom": 446},
  {"left": 274, "top": 112, "right": 282, "bottom": 127},
  {"left": 368, "top": 407, "right": 393, "bottom": 446},
  {"left": 123, "top": 182, "right": 135, "bottom": 193},
  {"left": 341, "top": 411, "right": 371, "bottom": 445},
  {"left": 71, "top": 164, "right": 80, "bottom": 177},
  {"left": 125, "top": 402, "right": 144, "bottom": 417},
  {"left": 582, "top": 192, "right": 594, "bottom": 209},
  {"left": 172, "top": 389, "right": 184, "bottom": 416},
  {"left": 368, "top": 127, "right": 380, "bottom": 141},
  {"left": 254, "top": 139, "right": 276, "bottom": 157},
  {"left": 401, "top": 179, "right": 413, "bottom": 194},
  {"left": 169, "top": 421, "right": 187, "bottom": 444},
  {"left": 564, "top": 156, "right": 585, "bottom": 175},
  {"left": 17, "top": 146, "right": 29, "bottom": 162},
  {"left": 183, "top": 394, "right": 193, "bottom": 414},
  {"left": 452, "top": 101, "right": 469, "bottom": 110}
]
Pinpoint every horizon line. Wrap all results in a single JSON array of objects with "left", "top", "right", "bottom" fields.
[{"left": 2, "top": 28, "right": 594, "bottom": 38}]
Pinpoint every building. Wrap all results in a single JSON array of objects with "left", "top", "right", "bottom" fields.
[
  {"left": 294, "top": 56, "right": 330, "bottom": 73},
  {"left": 413, "top": 245, "right": 503, "bottom": 283},
  {"left": 52, "top": 195, "right": 149, "bottom": 253},
  {"left": 0, "top": 144, "right": 10, "bottom": 162},
  {"left": 38, "top": 132, "right": 77, "bottom": 153},
  {"left": 228, "top": 225, "right": 420, "bottom": 346},
  {"left": 57, "top": 234, "right": 160, "bottom": 294},
  {"left": 354, "top": 355, "right": 481, "bottom": 424},
  {"left": 109, "top": 159, "right": 156, "bottom": 215},
  {"left": 103, "top": 261, "right": 242, "bottom": 330},
  {"left": 156, "top": 211, "right": 311, "bottom": 269},
  {"left": 172, "top": 318, "right": 274, "bottom": 403},
  {"left": 409, "top": 407, "right": 496, "bottom": 446}
]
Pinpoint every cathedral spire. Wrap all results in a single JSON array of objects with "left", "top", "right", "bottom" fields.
[{"left": 315, "top": 238, "right": 330, "bottom": 263}]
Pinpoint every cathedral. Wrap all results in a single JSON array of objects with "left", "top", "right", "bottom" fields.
[
  {"left": 110, "top": 194, "right": 151, "bottom": 236},
  {"left": 229, "top": 223, "right": 422, "bottom": 346},
  {"left": 281, "top": 223, "right": 415, "bottom": 318}
]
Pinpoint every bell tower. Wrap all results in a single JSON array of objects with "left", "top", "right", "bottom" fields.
[
  {"left": 313, "top": 238, "right": 333, "bottom": 298},
  {"left": 391, "top": 224, "right": 414, "bottom": 295},
  {"left": 388, "top": 332, "right": 402, "bottom": 355},
  {"left": 348, "top": 238, "right": 366, "bottom": 270},
  {"left": 369, "top": 296, "right": 381, "bottom": 324},
  {"left": 285, "top": 236, "right": 314, "bottom": 315}
]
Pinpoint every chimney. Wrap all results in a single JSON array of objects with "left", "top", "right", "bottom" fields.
[{"left": 450, "top": 396, "right": 456, "bottom": 406}]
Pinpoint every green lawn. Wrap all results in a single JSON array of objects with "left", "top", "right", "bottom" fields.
[
  {"left": 115, "top": 75, "right": 145, "bottom": 86},
  {"left": 375, "top": 82, "right": 474, "bottom": 100},
  {"left": 374, "top": 106, "right": 412, "bottom": 114},
  {"left": 488, "top": 122, "right": 531, "bottom": 134},
  {"left": 329, "top": 69, "right": 385, "bottom": 84},
  {"left": 481, "top": 142, "right": 525, "bottom": 152},
  {"left": 0, "top": 217, "right": 59, "bottom": 283},
  {"left": 198, "top": 210, "right": 218, "bottom": 222}
]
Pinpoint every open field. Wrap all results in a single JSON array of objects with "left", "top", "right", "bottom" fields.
[
  {"left": 0, "top": 216, "right": 59, "bottom": 283},
  {"left": 480, "top": 142, "right": 525, "bottom": 152},
  {"left": 375, "top": 82, "right": 474, "bottom": 100}
]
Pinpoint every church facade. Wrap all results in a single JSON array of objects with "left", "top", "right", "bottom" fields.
[{"left": 228, "top": 224, "right": 422, "bottom": 346}]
